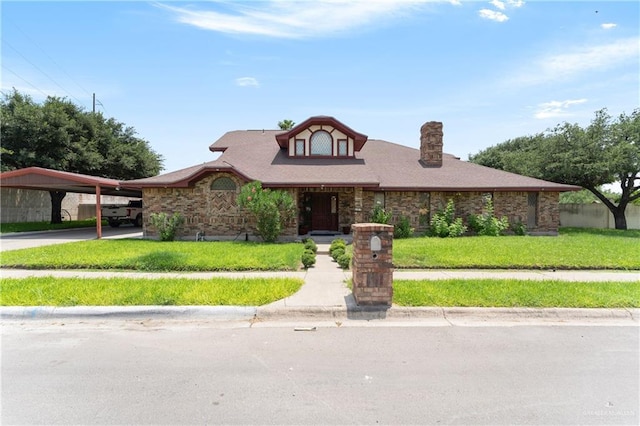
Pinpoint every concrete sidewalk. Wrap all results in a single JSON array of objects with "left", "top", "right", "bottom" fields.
[{"left": 1, "top": 243, "right": 639, "bottom": 323}]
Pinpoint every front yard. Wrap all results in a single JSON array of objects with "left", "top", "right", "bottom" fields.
[{"left": 0, "top": 227, "right": 638, "bottom": 307}]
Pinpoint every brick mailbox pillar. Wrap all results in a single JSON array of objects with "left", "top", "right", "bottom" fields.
[{"left": 351, "top": 223, "right": 394, "bottom": 306}]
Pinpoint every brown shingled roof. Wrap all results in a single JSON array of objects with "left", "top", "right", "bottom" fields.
[{"left": 124, "top": 125, "right": 579, "bottom": 192}]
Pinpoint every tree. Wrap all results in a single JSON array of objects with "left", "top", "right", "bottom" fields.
[
  {"left": 0, "top": 89, "right": 163, "bottom": 223},
  {"left": 278, "top": 119, "right": 295, "bottom": 130},
  {"left": 469, "top": 109, "right": 640, "bottom": 229}
]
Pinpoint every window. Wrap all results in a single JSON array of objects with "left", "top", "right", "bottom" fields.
[
  {"left": 211, "top": 177, "right": 236, "bottom": 191},
  {"left": 295, "top": 139, "right": 305, "bottom": 156},
  {"left": 527, "top": 192, "right": 538, "bottom": 228},
  {"left": 338, "top": 139, "right": 348, "bottom": 156},
  {"left": 374, "top": 192, "right": 385, "bottom": 208},
  {"left": 310, "top": 130, "right": 332, "bottom": 156}
]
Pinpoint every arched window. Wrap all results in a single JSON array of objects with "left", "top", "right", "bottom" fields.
[
  {"left": 310, "top": 130, "right": 332, "bottom": 156},
  {"left": 211, "top": 176, "right": 237, "bottom": 191}
]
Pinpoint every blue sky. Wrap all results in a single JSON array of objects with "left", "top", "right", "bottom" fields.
[{"left": 2, "top": 1, "right": 638, "bottom": 174}]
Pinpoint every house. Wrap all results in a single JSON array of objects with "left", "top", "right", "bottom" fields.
[{"left": 123, "top": 116, "right": 578, "bottom": 240}]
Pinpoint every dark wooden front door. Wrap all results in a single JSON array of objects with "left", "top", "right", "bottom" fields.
[{"left": 311, "top": 193, "right": 338, "bottom": 231}]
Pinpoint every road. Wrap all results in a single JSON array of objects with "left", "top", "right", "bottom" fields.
[
  {"left": 2, "top": 320, "right": 637, "bottom": 425},
  {"left": 0, "top": 226, "right": 142, "bottom": 252}
]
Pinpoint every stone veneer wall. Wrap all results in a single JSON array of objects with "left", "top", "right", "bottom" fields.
[
  {"left": 144, "top": 176, "right": 562, "bottom": 239},
  {"left": 361, "top": 190, "right": 561, "bottom": 235},
  {"left": 143, "top": 173, "right": 298, "bottom": 240}
]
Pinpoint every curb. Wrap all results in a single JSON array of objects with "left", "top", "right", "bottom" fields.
[
  {"left": 0, "top": 306, "right": 257, "bottom": 320},
  {"left": 256, "top": 306, "right": 640, "bottom": 322},
  {"left": 2, "top": 306, "right": 638, "bottom": 323}
]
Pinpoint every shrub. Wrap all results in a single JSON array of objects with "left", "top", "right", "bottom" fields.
[
  {"left": 467, "top": 198, "right": 509, "bottom": 236},
  {"left": 512, "top": 221, "right": 527, "bottom": 236},
  {"left": 301, "top": 250, "right": 316, "bottom": 269},
  {"left": 371, "top": 205, "right": 392, "bottom": 224},
  {"left": 429, "top": 199, "right": 467, "bottom": 238},
  {"left": 329, "top": 238, "right": 346, "bottom": 258},
  {"left": 237, "top": 181, "right": 295, "bottom": 242},
  {"left": 394, "top": 215, "right": 414, "bottom": 239},
  {"left": 149, "top": 212, "right": 185, "bottom": 241},
  {"left": 331, "top": 247, "right": 345, "bottom": 261},
  {"left": 337, "top": 253, "right": 351, "bottom": 269},
  {"left": 303, "top": 238, "right": 317, "bottom": 253}
]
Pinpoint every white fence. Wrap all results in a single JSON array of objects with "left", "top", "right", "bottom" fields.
[{"left": 560, "top": 203, "right": 640, "bottom": 230}]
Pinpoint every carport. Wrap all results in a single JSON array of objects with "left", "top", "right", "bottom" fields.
[{"left": 0, "top": 167, "right": 142, "bottom": 238}]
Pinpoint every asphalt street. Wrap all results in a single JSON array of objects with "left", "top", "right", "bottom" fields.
[{"left": 1, "top": 320, "right": 638, "bottom": 425}]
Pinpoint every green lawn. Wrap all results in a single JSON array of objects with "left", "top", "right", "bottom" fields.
[
  {"left": 0, "top": 276, "right": 304, "bottom": 306},
  {"left": 393, "top": 228, "right": 640, "bottom": 270},
  {"left": 0, "top": 240, "right": 305, "bottom": 271},
  {"left": 394, "top": 279, "right": 640, "bottom": 308}
]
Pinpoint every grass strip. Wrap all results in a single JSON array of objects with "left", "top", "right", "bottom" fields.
[
  {"left": 0, "top": 240, "right": 305, "bottom": 271},
  {"left": 0, "top": 277, "right": 304, "bottom": 306},
  {"left": 393, "top": 279, "right": 640, "bottom": 308},
  {"left": 394, "top": 228, "right": 640, "bottom": 270}
]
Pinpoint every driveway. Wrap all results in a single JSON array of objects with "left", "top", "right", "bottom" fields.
[{"left": 0, "top": 226, "right": 142, "bottom": 252}]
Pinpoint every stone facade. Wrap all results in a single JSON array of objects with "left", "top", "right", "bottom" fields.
[
  {"left": 142, "top": 170, "right": 561, "bottom": 239},
  {"left": 142, "top": 173, "right": 301, "bottom": 240}
]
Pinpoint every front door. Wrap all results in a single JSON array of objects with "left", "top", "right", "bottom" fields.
[{"left": 311, "top": 193, "right": 338, "bottom": 231}]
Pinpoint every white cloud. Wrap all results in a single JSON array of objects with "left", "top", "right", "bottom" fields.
[
  {"left": 534, "top": 99, "right": 588, "bottom": 119},
  {"left": 235, "top": 77, "right": 259, "bottom": 87},
  {"left": 506, "top": 0, "right": 524, "bottom": 7},
  {"left": 490, "top": 0, "right": 506, "bottom": 11},
  {"left": 601, "top": 23, "right": 617, "bottom": 30},
  {"left": 511, "top": 37, "right": 640, "bottom": 86},
  {"left": 479, "top": 8, "right": 509, "bottom": 22},
  {"left": 156, "top": 0, "right": 438, "bottom": 39}
]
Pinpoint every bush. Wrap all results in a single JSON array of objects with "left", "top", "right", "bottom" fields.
[
  {"left": 303, "top": 238, "right": 317, "bottom": 253},
  {"left": 337, "top": 253, "right": 351, "bottom": 269},
  {"left": 301, "top": 250, "right": 316, "bottom": 269},
  {"left": 329, "top": 238, "right": 346, "bottom": 258},
  {"left": 429, "top": 199, "right": 467, "bottom": 238},
  {"left": 331, "top": 247, "right": 345, "bottom": 261},
  {"left": 467, "top": 198, "right": 509, "bottom": 236},
  {"left": 237, "top": 181, "right": 295, "bottom": 243},
  {"left": 149, "top": 212, "right": 185, "bottom": 241},
  {"left": 371, "top": 205, "right": 392, "bottom": 224},
  {"left": 394, "top": 215, "right": 414, "bottom": 239},
  {"left": 512, "top": 221, "right": 527, "bottom": 236}
]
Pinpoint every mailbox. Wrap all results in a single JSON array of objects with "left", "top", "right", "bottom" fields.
[{"left": 370, "top": 235, "right": 381, "bottom": 258}]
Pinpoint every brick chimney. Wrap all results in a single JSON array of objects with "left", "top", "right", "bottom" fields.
[{"left": 420, "top": 121, "right": 443, "bottom": 167}]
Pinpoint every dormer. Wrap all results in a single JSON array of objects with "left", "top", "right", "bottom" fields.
[{"left": 275, "top": 116, "right": 368, "bottom": 158}]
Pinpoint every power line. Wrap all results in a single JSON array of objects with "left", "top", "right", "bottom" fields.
[
  {"left": 2, "top": 39, "right": 88, "bottom": 108},
  {"left": 5, "top": 19, "right": 94, "bottom": 100},
  {"left": 1, "top": 64, "right": 50, "bottom": 98}
]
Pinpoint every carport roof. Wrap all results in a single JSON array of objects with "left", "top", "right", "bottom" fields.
[{"left": 0, "top": 167, "right": 142, "bottom": 198}]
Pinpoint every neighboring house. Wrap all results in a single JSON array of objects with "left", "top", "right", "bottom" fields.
[{"left": 123, "top": 116, "right": 579, "bottom": 240}]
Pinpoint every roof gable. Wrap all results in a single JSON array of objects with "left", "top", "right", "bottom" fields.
[{"left": 275, "top": 116, "right": 368, "bottom": 151}]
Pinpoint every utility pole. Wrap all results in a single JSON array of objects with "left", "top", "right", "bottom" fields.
[{"left": 93, "top": 93, "right": 96, "bottom": 113}]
